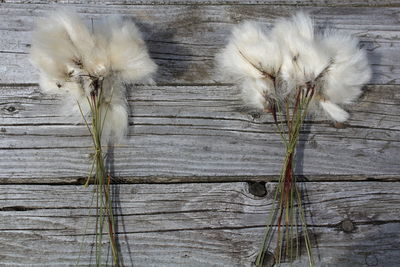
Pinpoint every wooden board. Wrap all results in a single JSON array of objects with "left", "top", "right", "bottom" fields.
[
  {"left": 4, "top": 0, "right": 400, "bottom": 6},
  {"left": 0, "top": 84, "right": 399, "bottom": 182},
  {"left": 0, "top": 5, "right": 399, "bottom": 85},
  {"left": 0, "top": 1, "right": 399, "bottom": 266},
  {"left": 0, "top": 182, "right": 399, "bottom": 266}
]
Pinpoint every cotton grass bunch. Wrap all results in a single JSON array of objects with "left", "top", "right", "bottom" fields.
[
  {"left": 30, "top": 9, "right": 157, "bottom": 266},
  {"left": 217, "top": 12, "right": 370, "bottom": 266}
]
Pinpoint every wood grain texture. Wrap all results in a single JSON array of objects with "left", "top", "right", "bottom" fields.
[
  {"left": 3, "top": 0, "right": 400, "bottom": 6},
  {"left": 0, "top": 5, "right": 399, "bottom": 84},
  {"left": 0, "top": 1, "right": 399, "bottom": 266},
  {"left": 0, "top": 84, "right": 399, "bottom": 182},
  {"left": 0, "top": 182, "right": 399, "bottom": 266}
]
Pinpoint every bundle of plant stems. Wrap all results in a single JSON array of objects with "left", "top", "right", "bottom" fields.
[
  {"left": 217, "top": 12, "right": 371, "bottom": 266},
  {"left": 80, "top": 77, "right": 120, "bottom": 265},
  {"left": 29, "top": 9, "right": 156, "bottom": 266},
  {"left": 255, "top": 79, "right": 317, "bottom": 266}
]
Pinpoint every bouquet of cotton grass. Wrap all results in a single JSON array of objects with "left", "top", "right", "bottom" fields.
[
  {"left": 30, "top": 9, "right": 157, "bottom": 266},
  {"left": 217, "top": 12, "right": 371, "bottom": 266}
]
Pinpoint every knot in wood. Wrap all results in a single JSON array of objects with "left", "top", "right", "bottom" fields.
[
  {"left": 6, "top": 106, "right": 16, "bottom": 113},
  {"left": 248, "top": 182, "right": 267, "bottom": 197},
  {"left": 341, "top": 219, "right": 355, "bottom": 233}
]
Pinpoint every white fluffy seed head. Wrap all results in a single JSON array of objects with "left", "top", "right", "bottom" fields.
[
  {"left": 29, "top": 19, "right": 78, "bottom": 82},
  {"left": 320, "top": 31, "right": 371, "bottom": 105},
  {"left": 101, "top": 103, "right": 129, "bottom": 144},
  {"left": 273, "top": 12, "right": 332, "bottom": 95},
  {"left": 38, "top": 74, "right": 62, "bottom": 94},
  {"left": 102, "top": 17, "right": 157, "bottom": 83},
  {"left": 241, "top": 78, "right": 273, "bottom": 110},
  {"left": 216, "top": 21, "right": 282, "bottom": 110},
  {"left": 53, "top": 9, "right": 110, "bottom": 76},
  {"left": 99, "top": 74, "right": 128, "bottom": 144},
  {"left": 272, "top": 12, "right": 314, "bottom": 45},
  {"left": 217, "top": 12, "right": 371, "bottom": 122},
  {"left": 217, "top": 21, "right": 281, "bottom": 80},
  {"left": 319, "top": 100, "right": 350, "bottom": 122},
  {"left": 30, "top": 9, "right": 157, "bottom": 144}
]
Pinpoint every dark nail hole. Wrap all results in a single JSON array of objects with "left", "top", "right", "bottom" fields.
[
  {"left": 341, "top": 219, "right": 355, "bottom": 233},
  {"left": 0, "top": 128, "right": 6, "bottom": 133},
  {"left": 248, "top": 182, "right": 267, "bottom": 197}
]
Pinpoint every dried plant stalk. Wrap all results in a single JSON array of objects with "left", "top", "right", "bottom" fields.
[
  {"left": 256, "top": 85, "right": 316, "bottom": 267},
  {"left": 78, "top": 78, "right": 121, "bottom": 266}
]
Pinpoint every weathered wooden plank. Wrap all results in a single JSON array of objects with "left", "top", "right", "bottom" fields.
[
  {"left": 0, "top": 182, "right": 399, "bottom": 266},
  {"left": 1, "top": 85, "right": 399, "bottom": 128},
  {"left": 2, "top": 182, "right": 400, "bottom": 230},
  {"left": 0, "top": 2, "right": 398, "bottom": 267},
  {"left": 0, "top": 84, "right": 399, "bottom": 182},
  {"left": 1, "top": 85, "right": 399, "bottom": 129},
  {"left": 3, "top": 225, "right": 400, "bottom": 266},
  {"left": 0, "top": 5, "right": 399, "bottom": 84},
  {"left": 3, "top": 0, "right": 400, "bottom": 7}
]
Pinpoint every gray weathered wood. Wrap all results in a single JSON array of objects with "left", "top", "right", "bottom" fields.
[
  {"left": 4, "top": 0, "right": 400, "bottom": 6},
  {"left": 0, "top": 182, "right": 399, "bottom": 266},
  {"left": 0, "top": 1, "right": 399, "bottom": 266},
  {"left": 0, "top": 5, "right": 399, "bottom": 84},
  {"left": 5, "top": 225, "right": 400, "bottom": 266},
  {"left": 0, "top": 84, "right": 399, "bottom": 182}
]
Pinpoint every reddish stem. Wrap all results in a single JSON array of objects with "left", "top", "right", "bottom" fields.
[{"left": 284, "top": 152, "right": 293, "bottom": 192}]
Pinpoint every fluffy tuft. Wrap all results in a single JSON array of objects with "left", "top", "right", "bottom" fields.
[
  {"left": 320, "top": 31, "right": 371, "bottom": 105},
  {"left": 103, "top": 17, "right": 157, "bottom": 83},
  {"left": 216, "top": 21, "right": 282, "bottom": 110},
  {"left": 217, "top": 12, "right": 371, "bottom": 122},
  {"left": 30, "top": 9, "right": 156, "bottom": 144},
  {"left": 100, "top": 74, "right": 129, "bottom": 144},
  {"left": 273, "top": 12, "right": 331, "bottom": 94},
  {"left": 319, "top": 100, "right": 349, "bottom": 122}
]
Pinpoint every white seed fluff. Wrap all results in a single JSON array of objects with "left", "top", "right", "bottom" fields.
[
  {"left": 217, "top": 12, "right": 371, "bottom": 122},
  {"left": 30, "top": 9, "right": 157, "bottom": 144},
  {"left": 216, "top": 21, "right": 282, "bottom": 110}
]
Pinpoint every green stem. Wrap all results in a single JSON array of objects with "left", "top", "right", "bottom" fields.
[
  {"left": 86, "top": 81, "right": 121, "bottom": 267},
  {"left": 256, "top": 88, "right": 315, "bottom": 267}
]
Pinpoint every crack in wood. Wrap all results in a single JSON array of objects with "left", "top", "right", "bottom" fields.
[{"left": 0, "top": 175, "right": 399, "bottom": 185}]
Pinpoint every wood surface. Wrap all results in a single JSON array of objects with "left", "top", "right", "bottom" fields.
[
  {"left": 0, "top": 83, "right": 399, "bottom": 183},
  {"left": 0, "top": 1, "right": 399, "bottom": 266},
  {"left": 0, "top": 5, "right": 399, "bottom": 85},
  {"left": 0, "top": 182, "right": 399, "bottom": 266}
]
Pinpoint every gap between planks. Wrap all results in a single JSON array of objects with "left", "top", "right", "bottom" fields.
[{"left": 0, "top": 174, "right": 399, "bottom": 185}]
